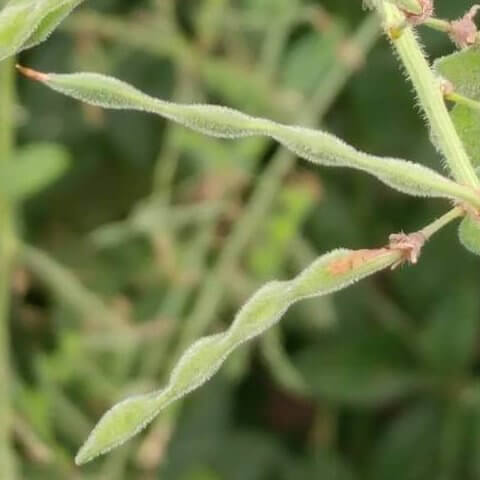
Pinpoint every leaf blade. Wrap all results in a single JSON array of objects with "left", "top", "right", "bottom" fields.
[
  {"left": 0, "top": 143, "right": 71, "bottom": 201},
  {"left": 0, "top": 0, "right": 84, "bottom": 61}
]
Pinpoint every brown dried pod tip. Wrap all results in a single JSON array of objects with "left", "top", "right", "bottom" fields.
[{"left": 16, "top": 65, "right": 48, "bottom": 82}]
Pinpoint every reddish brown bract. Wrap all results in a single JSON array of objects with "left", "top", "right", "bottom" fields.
[
  {"left": 327, "top": 249, "right": 389, "bottom": 275},
  {"left": 449, "top": 5, "right": 480, "bottom": 49}
]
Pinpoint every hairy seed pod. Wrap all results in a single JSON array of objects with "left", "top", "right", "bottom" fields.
[
  {"left": 18, "top": 68, "right": 480, "bottom": 210},
  {"left": 75, "top": 247, "right": 402, "bottom": 465}
]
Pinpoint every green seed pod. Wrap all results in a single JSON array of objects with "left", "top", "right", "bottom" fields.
[
  {"left": 393, "top": 0, "right": 423, "bottom": 15},
  {"left": 75, "top": 247, "right": 401, "bottom": 464},
  {"left": 19, "top": 68, "right": 480, "bottom": 210},
  {"left": 363, "top": 0, "right": 422, "bottom": 15}
]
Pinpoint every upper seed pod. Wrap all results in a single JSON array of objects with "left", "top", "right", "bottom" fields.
[
  {"left": 402, "top": 0, "right": 434, "bottom": 25},
  {"left": 394, "top": 0, "right": 424, "bottom": 15},
  {"left": 16, "top": 67, "right": 480, "bottom": 210}
]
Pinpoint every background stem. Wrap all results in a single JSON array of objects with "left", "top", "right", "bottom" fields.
[{"left": 0, "top": 56, "right": 17, "bottom": 479}]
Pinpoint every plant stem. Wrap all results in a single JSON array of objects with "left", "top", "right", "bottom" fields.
[
  {"left": 446, "top": 92, "right": 480, "bottom": 114},
  {"left": 423, "top": 17, "right": 451, "bottom": 33},
  {"left": 20, "top": 245, "right": 120, "bottom": 330},
  {"left": 377, "top": 3, "right": 480, "bottom": 189},
  {"left": 0, "top": 57, "right": 17, "bottom": 480},
  {"left": 260, "top": 1, "right": 298, "bottom": 80},
  {"left": 420, "top": 206, "right": 464, "bottom": 239}
]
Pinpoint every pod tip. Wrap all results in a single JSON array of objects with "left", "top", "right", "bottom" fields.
[{"left": 16, "top": 65, "right": 49, "bottom": 82}]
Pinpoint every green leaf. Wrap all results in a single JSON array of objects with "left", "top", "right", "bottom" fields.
[
  {"left": 435, "top": 48, "right": 480, "bottom": 255},
  {"left": 435, "top": 48, "right": 480, "bottom": 169},
  {"left": 20, "top": 0, "right": 85, "bottom": 52},
  {"left": 0, "top": 0, "right": 85, "bottom": 61},
  {"left": 435, "top": 47, "right": 480, "bottom": 101},
  {"left": 450, "top": 106, "right": 480, "bottom": 168},
  {"left": 0, "top": 143, "right": 70, "bottom": 201},
  {"left": 459, "top": 214, "right": 480, "bottom": 256}
]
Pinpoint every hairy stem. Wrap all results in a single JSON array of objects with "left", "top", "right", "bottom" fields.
[
  {"left": 377, "top": 3, "right": 480, "bottom": 188},
  {"left": 420, "top": 206, "right": 465, "bottom": 239},
  {"left": 423, "top": 17, "right": 451, "bottom": 33}
]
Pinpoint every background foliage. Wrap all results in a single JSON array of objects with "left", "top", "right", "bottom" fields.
[{"left": 4, "top": 0, "right": 480, "bottom": 478}]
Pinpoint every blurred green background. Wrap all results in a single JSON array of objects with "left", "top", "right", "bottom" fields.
[{"left": 3, "top": 0, "right": 480, "bottom": 478}]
